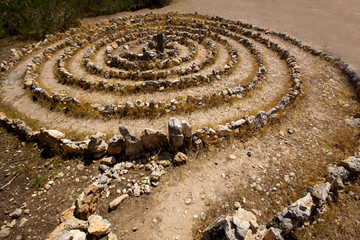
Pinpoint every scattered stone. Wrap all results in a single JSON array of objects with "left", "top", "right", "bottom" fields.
[
  {"left": 9, "top": 208, "right": 22, "bottom": 218},
  {"left": 144, "top": 185, "right": 151, "bottom": 195},
  {"left": 88, "top": 215, "right": 111, "bottom": 237},
  {"left": 109, "top": 194, "right": 129, "bottom": 210},
  {"left": 100, "top": 156, "right": 116, "bottom": 165},
  {"left": 0, "top": 228, "right": 10, "bottom": 238},
  {"left": 173, "top": 152, "right": 188, "bottom": 166},
  {"left": 18, "top": 218, "right": 28, "bottom": 227}
]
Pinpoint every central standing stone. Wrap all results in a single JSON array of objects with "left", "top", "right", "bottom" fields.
[{"left": 154, "top": 32, "right": 166, "bottom": 52}]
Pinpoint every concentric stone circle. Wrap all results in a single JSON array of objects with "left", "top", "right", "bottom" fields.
[{"left": 0, "top": 12, "right": 359, "bottom": 158}]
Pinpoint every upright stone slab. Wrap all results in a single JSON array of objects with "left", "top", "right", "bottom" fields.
[{"left": 168, "top": 117, "right": 184, "bottom": 148}]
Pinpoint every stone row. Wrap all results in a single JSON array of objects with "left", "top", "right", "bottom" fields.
[
  {"left": 55, "top": 29, "right": 232, "bottom": 95},
  {"left": 203, "top": 156, "right": 360, "bottom": 240},
  {"left": 80, "top": 26, "right": 223, "bottom": 80},
  {"left": 104, "top": 35, "right": 194, "bottom": 71}
]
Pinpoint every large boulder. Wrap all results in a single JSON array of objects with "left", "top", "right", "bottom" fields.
[
  {"left": 74, "top": 184, "right": 100, "bottom": 220},
  {"left": 168, "top": 118, "right": 184, "bottom": 148},
  {"left": 140, "top": 128, "right": 169, "bottom": 150},
  {"left": 107, "top": 135, "right": 125, "bottom": 155},
  {"left": 38, "top": 128, "right": 65, "bottom": 149},
  {"left": 87, "top": 215, "right": 111, "bottom": 237},
  {"left": 119, "top": 125, "right": 144, "bottom": 156}
]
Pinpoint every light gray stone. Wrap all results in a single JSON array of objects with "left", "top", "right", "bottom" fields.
[{"left": 168, "top": 118, "right": 184, "bottom": 148}]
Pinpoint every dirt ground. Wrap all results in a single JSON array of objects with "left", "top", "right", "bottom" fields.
[{"left": 1, "top": 0, "right": 360, "bottom": 240}]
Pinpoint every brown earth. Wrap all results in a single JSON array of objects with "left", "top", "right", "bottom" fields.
[{"left": 0, "top": 0, "right": 360, "bottom": 240}]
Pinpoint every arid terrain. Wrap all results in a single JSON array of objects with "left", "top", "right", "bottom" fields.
[{"left": 0, "top": 0, "right": 360, "bottom": 239}]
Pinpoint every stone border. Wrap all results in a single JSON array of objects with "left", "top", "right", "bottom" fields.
[
  {"left": 203, "top": 156, "right": 360, "bottom": 240},
  {"left": 3, "top": 13, "right": 304, "bottom": 159}
]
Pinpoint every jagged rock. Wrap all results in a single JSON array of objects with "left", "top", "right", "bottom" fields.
[
  {"left": 61, "top": 205, "right": 76, "bottom": 223},
  {"left": 100, "top": 156, "right": 116, "bottom": 166},
  {"left": 88, "top": 215, "right": 111, "bottom": 237},
  {"left": 107, "top": 135, "right": 124, "bottom": 155},
  {"left": 74, "top": 184, "right": 100, "bottom": 220},
  {"left": 87, "top": 133, "right": 108, "bottom": 159},
  {"left": 288, "top": 193, "right": 314, "bottom": 222},
  {"left": 214, "top": 125, "right": 233, "bottom": 137},
  {"left": 173, "top": 152, "right": 188, "bottom": 166},
  {"left": 268, "top": 193, "right": 314, "bottom": 235},
  {"left": 109, "top": 194, "right": 129, "bottom": 210},
  {"left": 168, "top": 118, "right": 184, "bottom": 148},
  {"left": 339, "top": 156, "right": 360, "bottom": 174},
  {"left": 264, "top": 228, "right": 284, "bottom": 240},
  {"left": 38, "top": 128, "right": 65, "bottom": 149},
  {"left": 203, "top": 208, "right": 258, "bottom": 240},
  {"left": 119, "top": 125, "right": 144, "bottom": 156},
  {"left": 307, "top": 182, "right": 331, "bottom": 207},
  {"left": 252, "top": 111, "right": 267, "bottom": 128},
  {"left": 140, "top": 128, "right": 169, "bottom": 150},
  {"left": 326, "top": 166, "right": 351, "bottom": 191}
]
